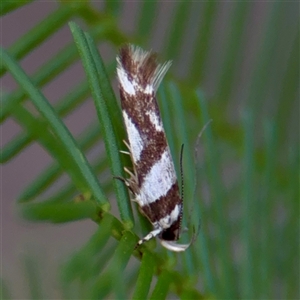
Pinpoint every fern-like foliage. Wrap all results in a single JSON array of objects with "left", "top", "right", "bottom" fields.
[{"left": 1, "top": 1, "right": 299, "bottom": 299}]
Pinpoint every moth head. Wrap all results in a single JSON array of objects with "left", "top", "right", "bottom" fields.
[
  {"left": 158, "top": 218, "right": 191, "bottom": 252},
  {"left": 159, "top": 225, "right": 193, "bottom": 252},
  {"left": 160, "top": 226, "right": 180, "bottom": 241}
]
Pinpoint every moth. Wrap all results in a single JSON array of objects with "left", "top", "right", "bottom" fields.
[{"left": 116, "top": 44, "right": 192, "bottom": 252}]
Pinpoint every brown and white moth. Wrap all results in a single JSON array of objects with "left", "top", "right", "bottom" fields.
[{"left": 116, "top": 44, "right": 192, "bottom": 252}]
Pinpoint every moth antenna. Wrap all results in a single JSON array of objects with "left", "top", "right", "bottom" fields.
[
  {"left": 113, "top": 176, "right": 135, "bottom": 194},
  {"left": 188, "top": 119, "right": 213, "bottom": 235},
  {"left": 124, "top": 167, "right": 135, "bottom": 178},
  {"left": 180, "top": 144, "right": 184, "bottom": 202},
  {"left": 120, "top": 150, "right": 131, "bottom": 155},
  {"left": 123, "top": 139, "right": 131, "bottom": 150}
]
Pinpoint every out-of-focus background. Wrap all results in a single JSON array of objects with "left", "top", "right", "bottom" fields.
[{"left": 1, "top": 1, "right": 299, "bottom": 299}]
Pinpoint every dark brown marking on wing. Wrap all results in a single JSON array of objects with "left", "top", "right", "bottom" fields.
[
  {"left": 140, "top": 183, "right": 182, "bottom": 223},
  {"left": 119, "top": 88, "right": 167, "bottom": 185},
  {"left": 118, "top": 45, "right": 169, "bottom": 187}
]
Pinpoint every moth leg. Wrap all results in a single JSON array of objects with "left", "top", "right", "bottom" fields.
[
  {"left": 120, "top": 150, "right": 131, "bottom": 155},
  {"left": 114, "top": 169, "right": 139, "bottom": 195},
  {"left": 124, "top": 167, "right": 135, "bottom": 178},
  {"left": 123, "top": 140, "right": 138, "bottom": 171},
  {"left": 135, "top": 226, "right": 162, "bottom": 248},
  {"left": 120, "top": 139, "right": 139, "bottom": 182},
  {"left": 123, "top": 139, "right": 131, "bottom": 151},
  {"left": 113, "top": 176, "right": 135, "bottom": 195},
  {"left": 118, "top": 139, "right": 140, "bottom": 195},
  {"left": 121, "top": 140, "right": 134, "bottom": 161}
]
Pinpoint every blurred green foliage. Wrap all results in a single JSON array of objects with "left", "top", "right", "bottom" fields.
[{"left": 1, "top": 1, "right": 298, "bottom": 299}]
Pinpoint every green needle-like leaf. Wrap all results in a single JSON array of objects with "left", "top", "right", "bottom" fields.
[
  {"left": 20, "top": 201, "right": 97, "bottom": 223},
  {"left": 150, "top": 270, "right": 171, "bottom": 300},
  {"left": 132, "top": 251, "right": 154, "bottom": 300},
  {"left": 2, "top": 48, "right": 110, "bottom": 211},
  {"left": 69, "top": 21, "right": 134, "bottom": 229}
]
